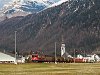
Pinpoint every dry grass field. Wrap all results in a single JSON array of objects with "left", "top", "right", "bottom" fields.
[{"left": 0, "top": 63, "right": 100, "bottom": 75}]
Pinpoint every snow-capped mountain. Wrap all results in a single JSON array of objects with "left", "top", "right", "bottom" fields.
[
  {"left": 0, "top": 0, "right": 51, "bottom": 17},
  {"left": 0, "top": 0, "right": 68, "bottom": 20},
  {"left": 49, "top": 0, "right": 69, "bottom": 7}
]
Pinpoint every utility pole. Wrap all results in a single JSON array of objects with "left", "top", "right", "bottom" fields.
[
  {"left": 84, "top": 50, "right": 85, "bottom": 57},
  {"left": 55, "top": 42, "right": 57, "bottom": 64},
  {"left": 74, "top": 49, "right": 75, "bottom": 63},
  {"left": 15, "top": 31, "right": 17, "bottom": 64}
]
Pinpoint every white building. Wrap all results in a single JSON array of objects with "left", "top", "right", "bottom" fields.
[
  {"left": 0, "top": 52, "right": 15, "bottom": 63},
  {"left": 86, "top": 54, "right": 100, "bottom": 63},
  {"left": 17, "top": 57, "right": 25, "bottom": 63},
  {"left": 76, "top": 54, "right": 100, "bottom": 63}
]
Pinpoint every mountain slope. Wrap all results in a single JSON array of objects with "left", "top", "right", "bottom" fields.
[{"left": 0, "top": 0, "right": 100, "bottom": 55}]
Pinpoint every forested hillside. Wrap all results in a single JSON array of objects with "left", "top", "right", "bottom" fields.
[{"left": 0, "top": 0, "right": 100, "bottom": 55}]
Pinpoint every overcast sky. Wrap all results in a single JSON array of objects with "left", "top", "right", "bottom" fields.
[{"left": 0, "top": 0, "right": 12, "bottom": 9}]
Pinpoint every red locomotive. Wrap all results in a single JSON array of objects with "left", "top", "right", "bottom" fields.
[{"left": 31, "top": 54, "right": 45, "bottom": 62}]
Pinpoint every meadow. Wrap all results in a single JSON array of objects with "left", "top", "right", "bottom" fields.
[{"left": 0, "top": 63, "right": 100, "bottom": 75}]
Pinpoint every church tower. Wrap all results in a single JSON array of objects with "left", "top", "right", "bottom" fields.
[{"left": 61, "top": 35, "right": 65, "bottom": 57}]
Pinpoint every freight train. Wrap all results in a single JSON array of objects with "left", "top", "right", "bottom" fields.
[
  {"left": 31, "top": 54, "right": 74, "bottom": 63},
  {"left": 28, "top": 52, "right": 100, "bottom": 63},
  {"left": 31, "top": 54, "right": 97, "bottom": 63}
]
